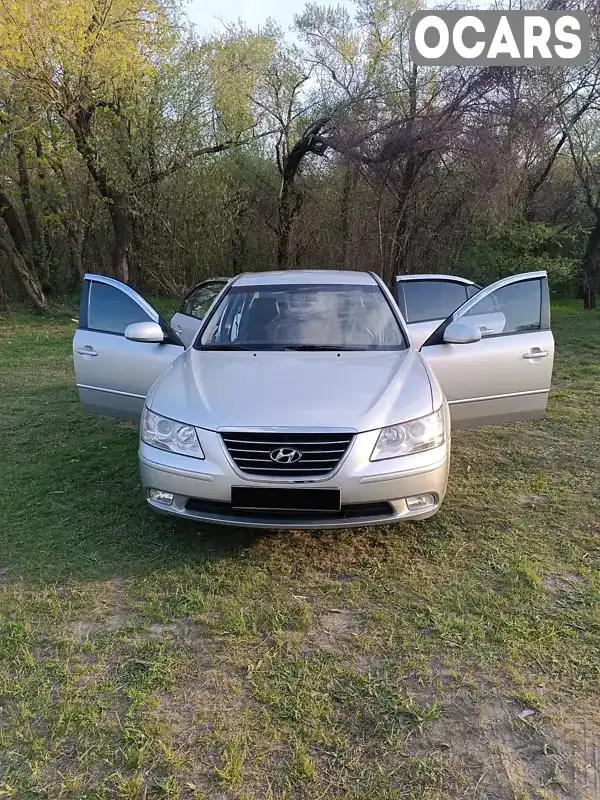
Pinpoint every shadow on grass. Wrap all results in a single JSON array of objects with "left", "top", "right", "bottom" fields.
[{"left": 1, "top": 393, "right": 288, "bottom": 586}]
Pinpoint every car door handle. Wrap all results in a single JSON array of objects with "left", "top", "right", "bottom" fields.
[
  {"left": 523, "top": 350, "right": 548, "bottom": 360},
  {"left": 479, "top": 326, "right": 494, "bottom": 334},
  {"left": 76, "top": 346, "right": 98, "bottom": 357},
  {"left": 172, "top": 325, "right": 183, "bottom": 334}
]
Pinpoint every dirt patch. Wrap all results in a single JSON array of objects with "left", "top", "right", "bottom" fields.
[
  {"left": 542, "top": 572, "right": 588, "bottom": 593},
  {"left": 309, "top": 608, "right": 363, "bottom": 654},
  {"left": 65, "top": 578, "right": 134, "bottom": 639},
  {"left": 320, "top": 609, "right": 361, "bottom": 635},
  {"left": 401, "top": 687, "right": 600, "bottom": 799},
  {"left": 515, "top": 493, "right": 548, "bottom": 507},
  {"left": 150, "top": 671, "right": 268, "bottom": 794},
  {"left": 474, "top": 699, "right": 554, "bottom": 796},
  {"left": 553, "top": 699, "right": 600, "bottom": 799},
  {"left": 68, "top": 614, "right": 130, "bottom": 638},
  {"left": 144, "top": 619, "right": 216, "bottom": 646},
  {"left": 353, "top": 652, "right": 378, "bottom": 674},
  {"left": 145, "top": 622, "right": 183, "bottom": 638}
]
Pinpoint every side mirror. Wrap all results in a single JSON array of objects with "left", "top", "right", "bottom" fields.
[
  {"left": 125, "top": 321, "right": 165, "bottom": 343},
  {"left": 443, "top": 320, "right": 482, "bottom": 345}
]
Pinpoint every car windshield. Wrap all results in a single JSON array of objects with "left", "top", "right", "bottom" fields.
[{"left": 196, "top": 283, "right": 407, "bottom": 351}]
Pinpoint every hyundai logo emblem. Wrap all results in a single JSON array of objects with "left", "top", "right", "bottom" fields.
[{"left": 270, "top": 447, "right": 302, "bottom": 464}]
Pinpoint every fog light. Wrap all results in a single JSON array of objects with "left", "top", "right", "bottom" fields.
[
  {"left": 148, "top": 489, "right": 174, "bottom": 505},
  {"left": 406, "top": 493, "right": 436, "bottom": 511}
]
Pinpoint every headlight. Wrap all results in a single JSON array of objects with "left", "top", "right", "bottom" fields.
[
  {"left": 141, "top": 407, "right": 204, "bottom": 459},
  {"left": 371, "top": 407, "right": 445, "bottom": 461}
]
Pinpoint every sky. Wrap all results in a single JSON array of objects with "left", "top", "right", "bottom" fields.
[
  {"left": 184, "top": 0, "right": 353, "bottom": 36},
  {"left": 184, "top": 0, "right": 496, "bottom": 37}
]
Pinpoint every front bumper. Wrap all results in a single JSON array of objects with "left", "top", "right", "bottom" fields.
[{"left": 139, "top": 427, "right": 450, "bottom": 529}]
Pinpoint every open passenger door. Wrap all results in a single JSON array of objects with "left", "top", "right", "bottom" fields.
[
  {"left": 73, "top": 274, "right": 185, "bottom": 419},
  {"left": 420, "top": 272, "right": 554, "bottom": 429}
]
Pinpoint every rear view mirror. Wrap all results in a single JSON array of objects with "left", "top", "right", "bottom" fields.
[
  {"left": 443, "top": 321, "right": 482, "bottom": 345},
  {"left": 125, "top": 321, "right": 165, "bottom": 343}
]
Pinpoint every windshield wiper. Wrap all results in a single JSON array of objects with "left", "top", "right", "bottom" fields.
[
  {"left": 280, "top": 345, "right": 358, "bottom": 351},
  {"left": 199, "top": 344, "right": 255, "bottom": 351},
  {"left": 200, "top": 344, "right": 371, "bottom": 352}
]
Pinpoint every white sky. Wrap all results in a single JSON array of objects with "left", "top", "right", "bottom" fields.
[
  {"left": 184, "top": 0, "right": 353, "bottom": 36},
  {"left": 184, "top": 0, "right": 496, "bottom": 36}
]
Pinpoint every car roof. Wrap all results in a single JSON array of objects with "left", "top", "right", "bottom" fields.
[
  {"left": 234, "top": 270, "right": 378, "bottom": 287},
  {"left": 396, "top": 273, "right": 476, "bottom": 285}
]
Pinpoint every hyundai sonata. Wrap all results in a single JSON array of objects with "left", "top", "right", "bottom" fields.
[{"left": 73, "top": 269, "right": 554, "bottom": 528}]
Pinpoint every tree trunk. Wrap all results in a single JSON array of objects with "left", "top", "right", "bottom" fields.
[
  {"left": 65, "top": 107, "right": 134, "bottom": 283},
  {"left": 580, "top": 214, "right": 600, "bottom": 310},
  {"left": 0, "top": 238, "right": 48, "bottom": 312},
  {"left": 0, "top": 277, "right": 8, "bottom": 313},
  {"left": 581, "top": 273, "right": 596, "bottom": 310},
  {"left": 15, "top": 141, "right": 42, "bottom": 251},
  {"left": 109, "top": 194, "right": 134, "bottom": 284},
  {"left": 232, "top": 212, "right": 247, "bottom": 274},
  {"left": 0, "top": 188, "right": 47, "bottom": 312},
  {"left": 525, "top": 131, "right": 568, "bottom": 219},
  {"left": 277, "top": 179, "right": 294, "bottom": 269},
  {"left": 387, "top": 170, "right": 419, "bottom": 285},
  {"left": 388, "top": 193, "right": 412, "bottom": 286},
  {"left": 66, "top": 217, "right": 86, "bottom": 282},
  {"left": 386, "top": 64, "right": 419, "bottom": 288},
  {"left": 275, "top": 118, "right": 331, "bottom": 269},
  {"left": 0, "top": 188, "right": 31, "bottom": 256},
  {"left": 339, "top": 165, "right": 357, "bottom": 268}
]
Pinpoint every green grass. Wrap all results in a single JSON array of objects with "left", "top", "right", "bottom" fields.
[{"left": 0, "top": 299, "right": 599, "bottom": 798}]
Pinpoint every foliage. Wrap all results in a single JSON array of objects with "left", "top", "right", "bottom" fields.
[
  {"left": 0, "top": 0, "right": 598, "bottom": 306},
  {"left": 456, "top": 222, "right": 580, "bottom": 297},
  {"left": 0, "top": 0, "right": 173, "bottom": 104},
  {"left": 212, "top": 29, "right": 276, "bottom": 134}
]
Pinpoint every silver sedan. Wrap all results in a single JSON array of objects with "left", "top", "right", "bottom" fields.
[{"left": 73, "top": 269, "right": 554, "bottom": 528}]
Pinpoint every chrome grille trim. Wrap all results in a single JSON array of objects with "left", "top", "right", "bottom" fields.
[
  {"left": 222, "top": 438, "right": 351, "bottom": 446},
  {"left": 220, "top": 431, "right": 354, "bottom": 478}
]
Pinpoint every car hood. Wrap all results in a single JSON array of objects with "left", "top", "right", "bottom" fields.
[{"left": 147, "top": 348, "right": 434, "bottom": 432}]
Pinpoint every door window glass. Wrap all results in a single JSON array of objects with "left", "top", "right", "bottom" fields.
[
  {"left": 182, "top": 281, "right": 227, "bottom": 319},
  {"left": 403, "top": 281, "right": 469, "bottom": 323},
  {"left": 463, "top": 279, "right": 541, "bottom": 335},
  {"left": 88, "top": 282, "right": 152, "bottom": 335},
  {"left": 463, "top": 292, "right": 498, "bottom": 314}
]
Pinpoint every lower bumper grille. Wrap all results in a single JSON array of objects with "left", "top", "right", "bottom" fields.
[
  {"left": 221, "top": 431, "right": 354, "bottom": 478},
  {"left": 185, "top": 498, "right": 394, "bottom": 522}
]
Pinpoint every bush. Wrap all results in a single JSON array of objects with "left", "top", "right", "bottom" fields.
[{"left": 455, "top": 221, "right": 579, "bottom": 297}]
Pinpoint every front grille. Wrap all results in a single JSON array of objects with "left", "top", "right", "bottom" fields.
[{"left": 220, "top": 431, "right": 354, "bottom": 478}]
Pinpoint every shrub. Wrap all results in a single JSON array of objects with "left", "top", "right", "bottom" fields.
[{"left": 455, "top": 221, "right": 579, "bottom": 297}]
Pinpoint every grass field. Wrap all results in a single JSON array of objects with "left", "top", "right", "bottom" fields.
[{"left": 1, "top": 299, "right": 599, "bottom": 799}]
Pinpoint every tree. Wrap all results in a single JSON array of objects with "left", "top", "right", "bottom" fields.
[
  {"left": 0, "top": 0, "right": 274, "bottom": 286},
  {"left": 0, "top": 0, "right": 598, "bottom": 308},
  {"left": 295, "top": 0, "right": 498, "bottom": 285},
  {"left": 0, "top": 103, "right": 49, "bottom": 310}
]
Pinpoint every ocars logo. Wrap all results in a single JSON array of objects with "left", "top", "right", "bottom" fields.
[{"left": 409, "top": 10, "right": 590, "bottom": 66}]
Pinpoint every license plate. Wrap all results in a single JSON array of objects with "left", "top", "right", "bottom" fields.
[{"left": 231, "top": 486, "right": 341, "bottom": 512}]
